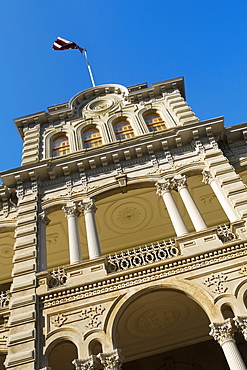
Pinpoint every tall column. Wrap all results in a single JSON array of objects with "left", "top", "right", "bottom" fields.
[
  {"left": 81, "top": 198, "right": 102, "bottom": 259},
  {"left": 234, "top": 316, "right": 247, "bottom": 341},
  {"left": 209, "top": 319, "right": 246, "bottom": 370},
  {"left": 38, "top": 211, "right": 50, "bottom": 271},
  {"left": 203, "top": 170, "right": 239, "bottom": 223},
  {"left": 97, "top": 349, "right": 124, "bottom": 370},
  {"left": 173, "top": 175, "right": 207, "bottom": 232},
  {"left": 63, "top": 203, "right": 82, "bottom": 264},
  {"left": 156, "top": 179, "right": 188, "bottom": 237}
]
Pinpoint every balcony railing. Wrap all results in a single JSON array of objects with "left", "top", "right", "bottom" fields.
[{"left": 107, "top": 239, "right": 179, "bottom": 273}]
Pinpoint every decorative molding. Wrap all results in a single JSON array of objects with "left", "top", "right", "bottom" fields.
[
  {"left": 97, "top": 349, "right": 124, "bottom": 370},
  {"left": 51, "top": 313, "right": 67, "bottom": 327},
  {"left": 108, "top": 239, "right": 179, "bottom": 272},
  {"left": 80, "top": 198, "right": 97, "bottom": 214},
  {"left": 216, "top": 225, "right": 236, "bottom": 243},
  {"left": 73, "top": 356, "right": 101, "bottom": 370},
  {"left": 233, "top": 316, "right": 247, "bottom": 341},
  {"left": 239, "top": 264, "right": 247, "bottom": 276},
  {"left": 80, "top": 305, "right": 105, "bottom": 329},
  {"left": 40, "top": 243, "right": 247, "bottom": 308},
  {"left": 0, "top": 291, "right": 10, "bottom": 308},
  {"left": 48, "top": 267, "right": 67, "bottom": 288},
  {"left": 63, "top": 203, "right": 80, "bottom": 218},
  {"left": 203, "top": 273, "right": 228, "bottom": 294},
  {"left": 137, "top": 306, "right": 180, "bottom": 331},
  {"left": 209, "top": 318, "right": 235, "bottom": 346}
]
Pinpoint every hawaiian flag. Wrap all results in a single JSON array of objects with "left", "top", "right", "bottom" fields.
[{"left": 53, "top": 37, "right": 85, "bottom": 53}]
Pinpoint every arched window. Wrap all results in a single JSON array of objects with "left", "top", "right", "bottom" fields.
[
  {"left": 83, "top": 128, "right": 102, "bottom": 148},
  {"left": 52, "top": 135, "right": 70, "bottom": 157},
  {"left": 113, "top": 120, "right": 135, "bottom": 140},
  {"left": 144, "top": 112, "right": 166, "bottom": 132}
]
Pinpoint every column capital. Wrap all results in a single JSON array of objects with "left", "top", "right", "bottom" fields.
[
  {"left": 155, "top": 178, "right": 172, "bottom": 196},
  {"left": 63, "top": 203, "right": 80, "bottom": 218},
  {"left": 81, "top": 198, "right": 97, "bottom": 214},
  {"left": 73, "top": 356, "right": 101, "bottom": 370},
  {"left": 209, "top": 318, "right": 235, "bottom": 346},
  {"left": 234, "top": 316, "right": 247, "bottom": 341},
  {"left": 202, "top": 169, "right": 213, "bottom": 185},
  {"left": 173, "top": 174, "right": 187, "bottom": 191},
  {"left": 97, "top": 349, "right": 124, "bottom": 370},
  {"left": 39, "top": 211, "right": 50, "bottom": 226}
]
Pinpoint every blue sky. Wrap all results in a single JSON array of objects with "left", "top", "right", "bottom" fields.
[{"left": 1, "top": 1, "right": 247, "bottom": 171}]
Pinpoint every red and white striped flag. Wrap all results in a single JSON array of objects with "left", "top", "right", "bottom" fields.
[{"left": 52, "top": 37, "right": 85, "bottom": 53}]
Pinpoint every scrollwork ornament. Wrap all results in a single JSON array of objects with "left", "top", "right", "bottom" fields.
[
  {"left": 155, "top": 179, "right": 171, "bottom": 196},
  {"left": 81, "top": 198, "right": 97, "bottom": 214},
  {"left": 97, "top": 349, "right": 124, "bottom": 370},
  {"left": 172, "top": 174, "right": 187, "bottom": 191},
  {"left": 203, "top": 273, "right": 228, "bottom": 294},
  {"left": 209, "top": 319, "right": 235, "bottom": 346},
  {"left": 73, "top": 356, "right": 101, "bottom": 370},
  {"left": 234, "top": 316, "right": 247, "bottom": 341},
  {"left": 51, "top": 313, "right": 67, "bottom": 327},
  {"left": 202, "top": 169, "right": 212, "bottom": 185},
  {"left": 63, "top": 203, "right": 80, "bottom": 218}
]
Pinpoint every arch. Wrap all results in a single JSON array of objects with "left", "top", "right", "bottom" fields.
[
  {"left": 88, "top": 339, "right": 103, "bottom": 356},
  {"left": 105, "top": 279, "right": 222, "bottom": 349},
  {"left": 45, "top": 327, "right": 82, "bottom": 360},
  {"left": 221, "top": 303, "right": 235, "bottom": 319},
  {"left": 47, "top": 340, "right": 78, "bottom": 370},
  {"left": 75, "top": 119, "right": 110, "bottom": 149},
  {"left": 43, "top": 126, "right": 75, "bottom": 159}
]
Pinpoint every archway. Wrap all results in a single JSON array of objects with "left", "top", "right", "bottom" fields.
[
  {"left": 114, "top": 289, "right": 228, "bottom": 370},
  {"left": 48, "top": 340, "right": 78, "bottom": 370}
]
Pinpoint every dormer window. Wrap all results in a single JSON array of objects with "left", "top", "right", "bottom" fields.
[
  {"left": 52, "top": 135, "right": 70, "bottom": 157},
  {"left": 114, "top": 120, "right": 135, "bottom": 140},
  {"left": 83, "top": 128, "right": 102, "bottom": 148},
  {"left": 144, "top": 113, "right": 166, "bottom": 132}
]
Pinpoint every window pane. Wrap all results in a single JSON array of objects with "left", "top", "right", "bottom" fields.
[
  {"left": 83, "top": 129, "right": 102, "bottom": 148},
  {"left": 52, "top": 135, "right": 70, "bottom": 157},
  {"left": 144, "top": 114, "right": 166, "bottom": 132},
  {"left": 114, "top": 120, "right": 134, "bottom": 140}
]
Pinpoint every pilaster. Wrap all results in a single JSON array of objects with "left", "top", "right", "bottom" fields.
[
  {"left": 6, "top": 192, "right": 38, "bottom": 369},
  {"left": 22, "top": 124, "right": 41, "bottom": 165}
]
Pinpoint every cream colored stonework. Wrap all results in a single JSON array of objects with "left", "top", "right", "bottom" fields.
[{"left": 1, "top": 77, "right": 247, "bottom": 369}]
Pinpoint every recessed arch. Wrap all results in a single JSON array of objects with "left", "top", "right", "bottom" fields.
[
  {"left": 47, "top": 339, "right": 78, "bottom": 370},
  {"left": 105, "top": 283, "right": 222, "bottom": 366}
]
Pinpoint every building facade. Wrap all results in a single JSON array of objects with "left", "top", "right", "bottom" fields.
[{"left": 0, "top": 77, "right": 247, "bottom": 369}]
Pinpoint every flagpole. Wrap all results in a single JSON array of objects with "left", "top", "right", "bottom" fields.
[{"left": 83, "top": 50, "right": 95, "bottom": 87}]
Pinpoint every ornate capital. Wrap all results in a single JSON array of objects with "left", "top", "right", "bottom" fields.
[
  {"left": 39, "top": 211, "right": 50, "bottom": 226},
  {"left": 155, "top": 179, "right": 171, "bottom": 196},
  {"left": 81, "top": 198, "right": 97, "bottom": 214},
  {"left": 234, "top": 316, "right": 247, "bottom": 341},
  {"left": 63, "top": 203, "right": 80, "bottom": 218},
  {"left": 209, "top": 318, "right": 235, "bottom": 346},
  {"left": 97, "top": 349, "right": 124, "bottom": 370},
  {"left": 73, "top": 356, "right": 101, "bottom": 370},
  {"left": 202, "top": 169, "right": 213, "bottom": 185},
  {"left": 172, "top": 174, "right": 187, "bottom": 191}
]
